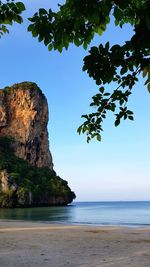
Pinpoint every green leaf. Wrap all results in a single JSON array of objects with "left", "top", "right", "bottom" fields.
[
  {"left": 115, "top": 119, "right": 120, "bottom": 127},
  {"left": 96, "top": 135, "right": 101, "bottom": 142},
  {"left": 14, "top": 15, "right": 23, "bottom": 24},
  {"left": 127, "top": 110, "right": 133, "bottom": 115},
  {"left": 1, "top": 25, "right": 8, "bottom": 33},
  {"left": 27, "top": 24, "right": 33, "bottom": 32},
  {"left": 38, "top": 35, "right": 43, "bottom": 42},
  {"left": 120, "top": 66, "right": 127, "bottom": 75},
  {"left": 57, "top": 46, "right": 63, "bottom": 52},
  {"left": 48, "top": 44, "right": 53, "bottom": 51},
  {"left": 104, "top": 93, "right": 110, "bottom": 96},
  {"left": 95, "top": 26, "right": 103, "bottom": 35},
  {"left": 142, "top": 67, "right": 148, "bottom": 78},
  {"left": 77, "top": 125, "right": 82, "bottom": 134},
  {"left": 87, "top": 136, "right": 91, "bottom": 143},
  {"left": 114, "top": 7, "right": 122, "bottom": 22},
  {"left": 99, "top": 87, "right": 104, "bottom": 94},
  {"left": 44, "top": 38, "right": 50, "bottom": 46},
  {"left": 74, "top": 38, "right": 82, "bottom": 47},
  {"left": 83, "top": 42, "right": 88, "bottom": 50},
  {"left": 16, "top": 2, "right": 26, "bottom": 12},
  {"left": 31, "top": 28, "right": 38, "bottom": 37},
  {"left": 2, "top": 20, "right": 12, "bottom": 25},
  {"left": 128, "top": 116, "right": 134, "bottom": 120},
  {"left": 105, "top": 42, "right": 109, "bottom": 50},
  {"left": 39, "top": 8, "right": 47, "bottom": 15}
]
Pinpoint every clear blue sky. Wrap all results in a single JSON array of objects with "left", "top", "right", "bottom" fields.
[{"left": 1, "top": 1, "right": 150, "bottom": 201}]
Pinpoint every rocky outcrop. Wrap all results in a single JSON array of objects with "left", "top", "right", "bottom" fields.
[
  {"left": 0, "top": 82, "right": 76, "bottom": 207},
  {"left": 0, "top": 82, "right": 53, "bottom": 169}
]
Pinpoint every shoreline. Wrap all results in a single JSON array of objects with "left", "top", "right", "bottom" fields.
[
  {"left": 1, "top": 220, "right": 150, "bottom": 266},
  {"left": 1, "top": 218, "right": 150, "bottom": 229}
]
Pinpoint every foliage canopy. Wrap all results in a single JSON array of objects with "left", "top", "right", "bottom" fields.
[{"left": 1, "top": 0, "right": 150, "bottom": 141}]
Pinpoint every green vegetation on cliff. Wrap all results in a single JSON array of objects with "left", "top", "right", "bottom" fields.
[
  {"left": 2, "top": 82, "right": 45, "bottom": 99},
  {"left": 0, "top": 137, "right": 76, "bottom": 208}
]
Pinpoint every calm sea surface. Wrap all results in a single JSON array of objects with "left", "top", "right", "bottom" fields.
[{"left": 0, "top": 202, "right": 150, "bottom": 227}]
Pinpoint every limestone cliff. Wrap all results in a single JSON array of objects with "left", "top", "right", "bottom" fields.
[
  {"left": 0, "top": 82, "right": 75, "bottom": 207},
  {"left": 0, "top": 82, "right": 53, "bottom": 169}
]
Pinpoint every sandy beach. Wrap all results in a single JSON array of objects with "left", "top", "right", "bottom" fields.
[{"left": 0, "top": 221, "right": 150, "bottom": 266}]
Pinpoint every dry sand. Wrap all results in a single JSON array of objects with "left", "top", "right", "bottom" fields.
[{"left": 0, "top": 220, "right": 150, "bottom": 267}]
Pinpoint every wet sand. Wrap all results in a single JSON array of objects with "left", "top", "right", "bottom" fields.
[{"left": 0, "top": 220, "right": 150, "bottom": 266}]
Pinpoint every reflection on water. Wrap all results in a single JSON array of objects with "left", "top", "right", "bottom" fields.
[
  {"left": 1, "top": 202, "right": 150, "bottom": 226},
  {"left": 0, "top": 205, "right": 74, "bottom": 223}
]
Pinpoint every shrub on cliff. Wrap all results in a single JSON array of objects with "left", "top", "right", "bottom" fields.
[
  {"left": 0, "top": 137, "right": 76, "bottom": 207},
  {"left": 0, "top": 189, "right": 17, "bottom": 208}
]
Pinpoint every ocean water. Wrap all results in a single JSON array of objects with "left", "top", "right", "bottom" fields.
[{"left": 0, "top": 201, "right": 150, "bottom": 227}]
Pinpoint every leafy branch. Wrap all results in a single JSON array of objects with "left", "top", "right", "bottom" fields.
[
  {"left": 0, "top": 0, "right": 150, "bottom": 142},
  {"left": 77, "top": 68, "right": 140, "bottom": 142},
  {"left": 0, "top": 0, "right": 25, "bottom": 37}
]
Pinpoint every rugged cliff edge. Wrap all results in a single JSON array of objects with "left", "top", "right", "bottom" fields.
[{"left": 0, "top": 82, "right": 75, "bottom": 207}]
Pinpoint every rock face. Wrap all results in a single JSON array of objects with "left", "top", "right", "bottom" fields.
[
  {"left": 0, "top": 82, "right": 76, "bottom": 207},
  {"left": 0, "top": 82, "right": 53, "bottom": 169}
]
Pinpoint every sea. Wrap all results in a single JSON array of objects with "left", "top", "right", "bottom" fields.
[{"left": 0, "top": 201, "right": 150, "bottom": 227}]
